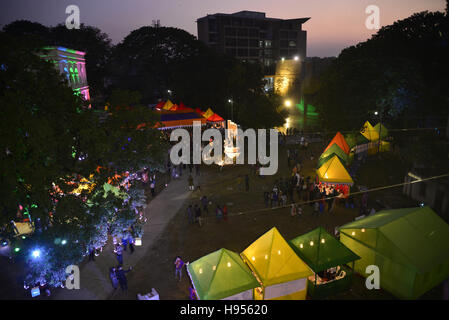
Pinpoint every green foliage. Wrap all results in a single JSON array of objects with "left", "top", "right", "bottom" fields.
[
  {"left": 0, "top": 32, "right": 166, "bottom": 287},
  {"left": 314, "top": 10, "right": 449, "bottom": 132}
]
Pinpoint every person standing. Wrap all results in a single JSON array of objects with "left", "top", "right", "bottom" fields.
[
  {"left": 115, "top": 244, "right": 124, "bottom": 266},
  {"left": 174, "top": 256, "right": 184, "bottom": 281},
  {"left": 195, "top": 205, "right": 202, "bottom": 227},
  {"left": 116, "top": 266, "right": 132, "bottom": 291},
  {"left": 291, "top": 204, "right": 297, "bottom": 216},
  {"left": 201, "top": 196, "right": 209, "bottom": 215},
  {"left": 88, "top": 246, "right": 95, "bottom": 262},
  {"left": 109, "top": 267, "right": 119, "bottom": 290},
  {"left": 150, "top": 180, "right": 155, "bottom": 198},
  {"left": 215, "top": 205, "right": 223, "bottom": 221},
  {"left": 188, "top": 174, "right": 194, "bottom": 191}
]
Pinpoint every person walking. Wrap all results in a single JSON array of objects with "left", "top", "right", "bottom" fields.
[
  {"left": 116, "top": 266, "right": 132, "bottom": 291},
  {"left": 174, "top": 256, "right": 184, "bottom": 281},
  {"left": 201, "top": 196, "right": 209, "bottom": 215},
  {"left": 194, "top": 204, "right": 202, "bottom": 227},
  {"left": 188, "top": 174, "right": 194, "bottom": 191},
  {"left": 109, "top": 267, "right": 119, "bottom": 290},
  {"left": 115, "top": 244, "right": 124, "bottom": 266}
]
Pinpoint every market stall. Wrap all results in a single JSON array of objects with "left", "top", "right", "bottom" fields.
[
  {"left": 240, "top": 227, "right": 313, "bottom": 300},
  {"left": 339, "top": 206, "right": 449, "bottom": 299},
  {"left": 316, "top": 155, "right": 353, "bottom": 196},
  {"left": 289, "top": 227, "right": 360, "bottom": 298},
  {"left": 318, "top": 143, "right": 350, "bottom": 168},
  {"left": 187, "top": 248, "right": 260, "bottom": 300},
  {"left": 323, "top": 131, "right": 350, "bottom": 155}
]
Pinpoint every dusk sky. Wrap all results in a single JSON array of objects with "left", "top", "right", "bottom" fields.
[{"left": 0, "top": 0, "right": 446, "bottom": 57}]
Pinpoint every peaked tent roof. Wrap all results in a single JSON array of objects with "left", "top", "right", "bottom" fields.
[
  {"left": 323, "top": 132, "right": 350, "bottom": 154},
  {"left": 241, "top": 227, "right": 313, "bottom": 286},
  {"left": 195, "top": 107, "right": 204, "bottom": 115},
  {"left": 207, "top": 113, "right": 225, "bottom": 122},
  {"left": 374, "top": 123, "right": 389, "bottom": 139},
  {"left": 360, "top": 121, "right": 379, "bottom": 141},
  {"left": 289, "top": 227, "right": 360, "bottom": 273},
  {"left": 187, "top": 248, "right": 260, "bottom": 300},
  {"left": 317, "top": 155, "right": 353, "bottom": 185},
  {"left": 202, "top": 108, "right": 214, "bottom": 119},
  {"left": 339, "top": 206, "right": 449, "bottom": 273},
  {"left": 163, "top": 100, "right": 174, "bottom": 110},
  {"left": 319, "top": 143, "right": 349, "bottom": 167},
  {"left": 155, "top": 101, "right": 165, "bottom": 109}
]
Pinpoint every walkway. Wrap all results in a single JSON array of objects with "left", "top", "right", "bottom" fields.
[{"left": 52, "top": 172, "right": 193, "bottom": 300}]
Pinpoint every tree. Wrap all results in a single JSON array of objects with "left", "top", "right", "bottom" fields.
[
  {"left": 313, "top": 10, "right": 449, "bottom": 132},
  {"left": 0, "top": 32, "right": 167, "bottom": 287}
]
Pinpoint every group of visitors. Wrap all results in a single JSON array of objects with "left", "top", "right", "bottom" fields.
[{"left": 186, "top": 196, "right": 228, "bottom": 227}]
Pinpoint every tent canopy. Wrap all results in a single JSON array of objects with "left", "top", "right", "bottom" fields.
[
  {"left": 360, "top": 121, "right": 379, "bottom": 141},
  {"left": 207, "top": 113, "right": 224, "bottom": 122},
  {"left": 317, "top": 155, "right": 353, "bottom": 185},
  {"left": 187, "top": 248, "right": 260, "bottom": 300},
  {"left": 241, "top": 227, "right": 313, "bottom": 287},
  {"left": 374, "top": 123, "right": 389, "bottom": 139},
  {"left": 202, "top": 108, "right": 214, "bottom": 119},
  {"left": 162, "top": 100, "right": 174, "bottom": 110},
  {"left": 289, "top": 227, "right": 360, "bottom": 273},
  {"left": 318, "top": 143, "right": 349, "bottom": 167},
  {"left": 339, "top": 206, "right": 449, "bottom": 273},
  {"left": 324, "top": 132, "right": 350, "bottom": 154}
]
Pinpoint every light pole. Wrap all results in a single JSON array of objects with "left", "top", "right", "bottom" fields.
[
  {"left": 228, "top": 99, "right": 233, "bottom": 121},
  {"left": 375, "top": 110, "right": 383, "bottom": 153}
]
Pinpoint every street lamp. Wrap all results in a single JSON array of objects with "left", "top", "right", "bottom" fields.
[
  {"left": 294, "top": 56, "right": 299, "bottom": 61},
  {"left": 228, "top": 99, "right": 234, "bottom": 121},
  {"left": 284, "top": 100, "right": 292, "bottom": 107}
]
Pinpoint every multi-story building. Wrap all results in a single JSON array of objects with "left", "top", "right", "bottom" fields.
[
  {"left": 197, "top": 11, "right": 309, "bottom": 74},
  {"left": 40, "top": 46, "right": 91, "bottom": 103}
]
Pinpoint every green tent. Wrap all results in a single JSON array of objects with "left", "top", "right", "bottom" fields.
[
  {"left": 339, "top": 206, "right": 449, "bottom": 299},
  {"left": 374, "top": 123, "right": 389, "bottom": 139},
  {"left": 187, "top": 248, "right": 260, "bottom": 300},
  {"left": 318, "top": 143, "right": 349, "bottom": 168},
  {"left": 289, "top": 227, "right": 360, "bottom": 298}
]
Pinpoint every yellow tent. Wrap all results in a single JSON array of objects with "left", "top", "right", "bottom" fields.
[
  {"left": 163, "top": 100, "right": 174, "bottom": 110},
  {"left": 317, "top": 155, "right": 353, "bottom": 185},
  {"left": 360, "top": 121, "right": 379, "bottom": 141},
  {"left": 241, "top": 227, "right": 313, "bottom": 300},
  {"left": 202, "top": 108, "right": 214, "bottom": 119}
]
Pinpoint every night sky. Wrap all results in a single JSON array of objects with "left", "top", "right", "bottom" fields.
[{"left": 0, "top": 0, "right": 445, "bottom": 57}]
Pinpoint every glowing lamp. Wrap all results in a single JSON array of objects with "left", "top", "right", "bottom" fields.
[
  {"left": 32, "top": 250, "right": 41, "bottom": 258},
  {"left": 134, "top": 238, "right": 142, "bottom": 246}
]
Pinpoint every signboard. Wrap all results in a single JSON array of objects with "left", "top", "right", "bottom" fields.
[{"left": 31, "top": 287, "right": 40, "bottom": 298}]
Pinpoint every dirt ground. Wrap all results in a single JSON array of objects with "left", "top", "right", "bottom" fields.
[{"left": 110, "top": 140, "right": 446, "bottom": 300}]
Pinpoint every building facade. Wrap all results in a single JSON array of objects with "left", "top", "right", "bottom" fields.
[
  {"left": 197, "top": 11, "right": 309, "bottom": 74},
  {"left": 40, "top": 46, "right": 90, "bottom": 103}
]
